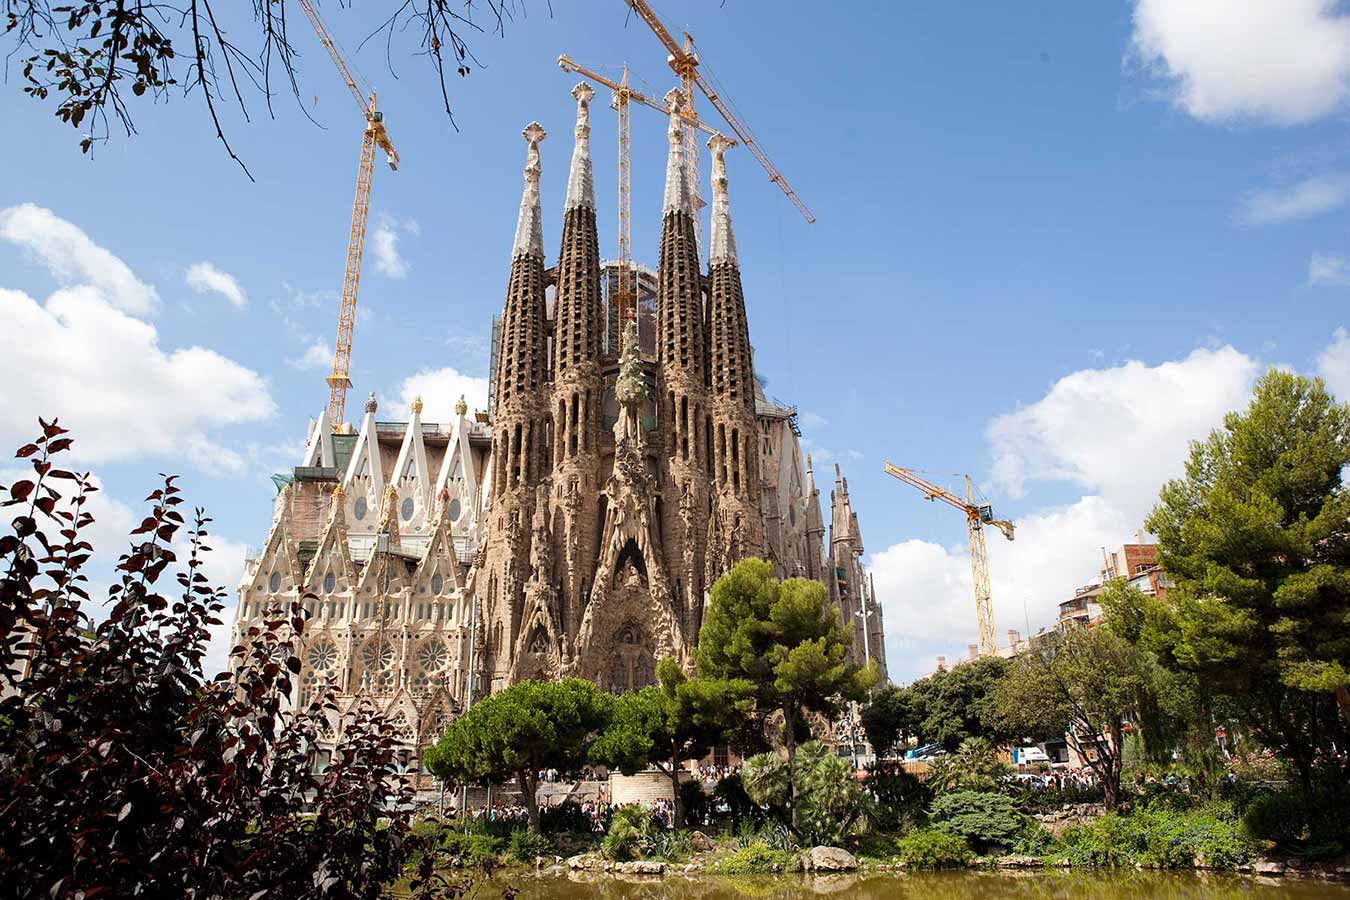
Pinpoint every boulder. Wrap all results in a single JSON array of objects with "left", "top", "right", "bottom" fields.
[
  {"left": 802, "top": 846, "right": 858, "bottom": 872},
  {"left": 996, "top": 856, "right": 1044, "bottom": 868},
  {"left": 1254, "top": 858, "right": 1286, "bottom": 876},
  {"left": 689, "top": 830, "right": 715, "bottom": 852},
  {"left": 614, "top": 860, "right": 665, "bottom": 875},
  {"left": 566, "top": 853, "right": 605, "bottom": 871}
]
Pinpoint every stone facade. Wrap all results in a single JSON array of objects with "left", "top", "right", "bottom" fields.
[{"left": 231, "top": 85, "right": 889, "bottom": 773}]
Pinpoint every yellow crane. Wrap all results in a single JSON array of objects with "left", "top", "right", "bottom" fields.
[
  {"left": 299, "top": 0, "right": 399, "bottom": 430},
  {"left": 883, "top": 462, "right": 1015, "bottom": 657},
  {"left": 557, "top": 54, "right": 729, "bottom": 325},
  {"left": 622, "top": 0, "right": 815, "bottom": 224}
]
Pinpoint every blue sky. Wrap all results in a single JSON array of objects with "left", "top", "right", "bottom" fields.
[{"left": 2, "top": 1, "right": 1349, "bottom": 682}]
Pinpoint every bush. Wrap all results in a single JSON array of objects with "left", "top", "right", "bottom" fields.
[
  {"left": 602, "top": 804, "right": 656, "bottom": 861},
  {"left": 895, "top": 829, "right": 971, "bottom": 869},
  {"left": 506, "top": 828, "right": 553, "bottom": 863},
  {"left": 646, "top": 830, "right": 692, "bottom": 861},
  {"left": 715, "top": 773, "right": 765, "bottom": 827},
  {"left": 1239, "top": 771, "right": 1349, "bottom": 853},
  {"left": 437, "top": 829, "right": 505, "bottom": 868},
  {"left": 852, "top": 832, "right": 901, "bottom": 860},
  {"left": 1010, "top": 822, "right": 1055, "bottom": 857},
  {"left": 863, "top": 762, "right": 930, "bottom": 832},
  {"left": 1051, "top": 805, "right": 1257, "bottom": 870},
  {"left": 707, "top": 842, "right": 801, "bottom": 874},
  {"left": 929, "top": 790, "right": 1025, "bottom": 852},
  {"left": 925, "top": 737, "right": 1010, "bottom": 795},
  {"left": 539, "top": 801, "right": 593, "bottom": 835},
  {"left": 678, "top": 779, "right": 709, "bottom": 827}
]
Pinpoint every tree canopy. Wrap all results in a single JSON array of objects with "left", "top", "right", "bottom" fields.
[
  {"left": 1143, "top": 369, "right": 1350, "bottom": 794},
  {"left": 590, "top": 657, "right": 751, "bottom": 827},
  {"left": 697, "top": 558, "right": 872, "bottom": 830},
  {"left": 426, "top": 677, "right": 612, "bottom": 832}
]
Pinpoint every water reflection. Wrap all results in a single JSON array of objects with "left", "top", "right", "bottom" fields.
[{"left": 482, "top": 870, "right": 1350, "bottom": 900}]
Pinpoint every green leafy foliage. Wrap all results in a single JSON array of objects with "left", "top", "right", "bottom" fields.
[
  {"left": 925, "top": 737, "right": 1010, "bottom": 795},
  {"left": 861, "top": 761, "right": 931, "bottom": 832},
  {"left": 996, "top": 623, "right": 1149, "bottom": 808},
  {"left": 707, "top": 842, "right": 802, "bottom": 874},
  {"left": 928, "top": 790, "right": 1026, "bottom": 853},
  {"left": 539, "top": 800, "right": 593, "bottom": 835},
  {"left": 427, "top": 677, "right": 612, "bottom": 832},
  {"left": 590, "top": 657, "right": 749, "bottom": 826},
  {"left": 601, "top": 804, "right": 657, "bottom": 861},
  {"left": 698, "top": 559, "right": 872, "bottom": 831},
  {"left": 1238, "top": 767, "right": 1350, "bottom": 854},
  {"left": 895, "top": 829, "right": 971, "bottom": 869},
  {"left": 904, "top": 655, "right": 1018, "bottom": 751},
  {"left": 740, "top": 740, "right": 866, "bottom": 845},
  {"left": 506, "top": 828, "right": 553, "bottom": 864},
  {"left": 1144, "top": 370, "right": 1350, "bottom": 805},
  {"left": 645, "top": 829, "right": 693, "bottom": 861},
  {"left": 1051, "top": 805, "right": 1257, "bottom": 870}
]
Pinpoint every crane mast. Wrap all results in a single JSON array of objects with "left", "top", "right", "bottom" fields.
[
  {"left": 883, "top": 462, "right": 1015, "bottom": 656},
  {"left": 622, "top": 0, "right": 815, "bottom": 224},
  {"left": 298, "top": 0, "right": 399, "bottom": 429}
]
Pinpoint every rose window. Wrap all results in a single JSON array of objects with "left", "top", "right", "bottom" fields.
[
  {"left": 417, "top": 639, "right": 449, "bottom": 672},
  {"left": 361, "top": 638, "right": 395, "bottom": 670},
  {"left": 307, "top": 640, "right": 338, "bottom": 672}
]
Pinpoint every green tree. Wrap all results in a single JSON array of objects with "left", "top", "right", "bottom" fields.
[
  {"left": 697, "top": 558, "right": 873, "bottom": 831},
  {"left": 740, "top": 741, "right": 866, "bottom": 845},
  {"left": 1145, "top": 370, "right": 1350, "bottom": 797},
  {"left": 925, "top": 736, "right": 1010, "bottom": 794},
  {"left": 996, "top": 624, "right": 1149, "bottom": 808},
  {"left": 906, "top": 654, "right": 1015, "bottom": 751},
  {"left": 590, "top": 657, "right": 751, "bottom": 827},
  {"left": 427, "top": 677, "right": 612, "bottom": 832},
  {"left": 860, "top": 682, "right": 919, "bottom": 758}
]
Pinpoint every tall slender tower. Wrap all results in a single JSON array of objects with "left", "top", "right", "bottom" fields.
[
  {"left": 704, "top": 134, "right": 764, "bottom": 588},
  {"left": 550, "top": 83, "right": 605, "bottom": 643},
  {"left": 656, "top": 88, "right": 710, "bottom": 640},
  {"left": 482, "top": 122, "right": 551, "bottom": 686}
]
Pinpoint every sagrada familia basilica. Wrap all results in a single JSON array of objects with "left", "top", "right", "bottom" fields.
[{"left": 232, "top": 84, "right": 887, "bottom": 770}]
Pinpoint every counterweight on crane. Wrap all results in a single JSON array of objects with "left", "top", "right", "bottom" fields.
[
  {"left": 557, "top": 54, "right": 730, "bottom": 325},
  {"left": 299, "top": 0, "right": 399, "bottom": 429},
  {"left": 622, "top": 0, "right": 814, "bottom": 223},
  {"left": 883, "top": 462, "right": 1015, "bottom": 656}
]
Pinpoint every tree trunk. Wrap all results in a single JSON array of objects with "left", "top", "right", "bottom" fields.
[
  {"left": 518, "top": 769, "right": 540, "bottom": 833},
  {"left": 783, "top": 706, "right": 798, "bottom": 833},
  {"left": 1336, "top": 684, "right": 1350, "bottom": 724},
  {"left": 666, "top": 759, "right": 682, "bottom": 828}
]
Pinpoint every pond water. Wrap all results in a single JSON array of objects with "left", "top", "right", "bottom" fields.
[{"left": 484, "top": 870, "right": 1350, "bottom": 900}]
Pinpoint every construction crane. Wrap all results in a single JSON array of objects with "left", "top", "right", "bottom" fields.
[
  {"left": 558, "top": 54, "right": 730, "bottom": 325},
  {"left": 299, "top": 0, "right": 400, "bottom": 430},
  {"left": 883, "top": 462, "right": 1015, "bottom": 657},
  {"left": 622, "top": 0, "right": 815, "bottom": 224}
]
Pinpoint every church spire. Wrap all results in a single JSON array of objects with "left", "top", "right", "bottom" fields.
[
  {"left": 662, "top": 89, "right": 692, "bottom": 216},
  {"left": 708, "top": 133, "right": 738, "bottom": 266},
  {"left": 564, "top": 82, "right": 595, "bottom": 212},
  {"left": 512, "top": 122, "right": 546, "bottom": 259}
]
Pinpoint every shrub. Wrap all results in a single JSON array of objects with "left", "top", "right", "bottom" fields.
[
  {"left": 679, "top": 779, "right": 710, "bottom": 827},
  {"left": 853, "top": 832, "right": 901, "bottom": 860},
  {"left": 437, "top": 829, "right": 504, "bottom": 868},
  {"left": 539, "top": 801, "right": 593, "bottom": 835},
  {"left": 646, "top": 830, "right": 692, "bottom": 861},
  {"left": 0, "top": 425, "right": 423, "bottom": 899},
  {"left": 929, "top": 790, "right": 1025, "bottom": 852},
  {"left": 602, "top": 804, "right": 656, "bottom": 861},
  {"left": 755, "top": 822, "right": 800, "bottom": 853},
  {"left": 895, "top": 829, "right": 971, "bottom": 869},
  {"left": 925, "top": 737, "right": 1010, "bottom": 795},
  {"left": 1239, "top": 770, "right": 1349, "bottom": 853},
  {"left": 1051, "top": 806, "right": 1257, "bottom": 870},
  {"left": 863, "top": 762, "right": 930, "bottom": 832},
  {"left": 506, "top": 828, "right": 553, "bottom": 863},
  {"left": 707, "top": 842, "right": 801, "bottom": 874},
  {"left": 740, "top": 741, "right": 866, "bottom": 846},
  {"left": 715, "top": 773, "right": 765, "bottom": 826},
  {"left": 1010, "top": 823, "right": 1055, "bottom": 857}
]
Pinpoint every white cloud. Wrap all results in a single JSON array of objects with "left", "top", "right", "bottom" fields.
[
  {"left": 388, "top": 366, "right": 489, "bottom": 422},
  {"left": 0, "top": 207, "right": 275, "bottom": 473},
  {"left": 372, "top": 215, "right": 417, "bottom": 279},
  {"left": 185, "top": 261, "right": 247, "bottom": 309},
  {"left": 798, "top": 410, "right": 828, "bottom": 430},
  {"left": 1309, "top": 252, "right": 1350, "bottom": 286},
  {"left": 988, "top": 346, "right": 1260, "bottom": 515},
  {"left": 1235, "top": 173, "right": 1350, "bottom": 225},
  {"left": 1317, "top": 327, "right": 1350, "bottom": 399},
  {"left": 874, "top": 344, "right": 1264, "bottom": 683},
  {"left": 1130, "top": 0, "right": 1350, "bottom": 125},
  {"left": 288, "top": 338, "right": 332, "bottom": 372},
  {"left": 873, "top": 496, "right": 1135, "bottom": 680},
  {"left": 0, "top": 203, "right": 159, "bottom": 314}
]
